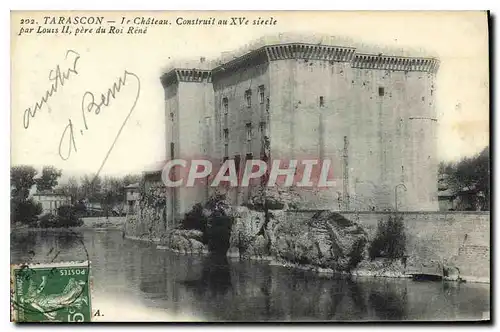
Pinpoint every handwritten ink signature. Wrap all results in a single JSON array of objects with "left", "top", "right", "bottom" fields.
[
  {"left": 23, "top": 50, "right": 80, "bottom": 129},
  {"left": 58, "top": 71, "right": 141, "bottom": 172}
]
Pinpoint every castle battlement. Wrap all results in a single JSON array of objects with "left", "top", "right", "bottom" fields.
[{"left": 161, "top": 35, "right": 440, "bottom": 87}]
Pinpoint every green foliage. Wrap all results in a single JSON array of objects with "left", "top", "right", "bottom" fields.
[
  {"left": 11, "top": 165, "right": 37, "bottom": 201},
  {"left": 439, "top": 146, "right": 490, "bottom": 210},
  {"left": 369, "top": 214, "right": 406, "bottom": 261},
  {"left": 37, "top": 206, "right": 84, "bottom": 228},
  {"left": 181, "top": 203, "right": 207, "bottom": 234},
  {"left": 347, "top": 237, "right": 367, "bottom": 271},
  {"left": 206, "top": 210, "right": 233, "bottom": 255},
  {"left": 180, "top": 193, "right": 233, "bottom": 255},
  {"left": 11, "top": 199, "right": 42, "bottom": 225},
  {"left": 55, "top": 205, "right": 84, "bottom": 227},
  {"left": 80, "top": 174, "right": 102, "bottom": 203},
  {"left": 57, "top": 176, "right": 80, "bottom": 204},
  {"left": 34, "top": 166, "right": 62, "bottom": 191},
  {"left": 139, "top": 185, "right": 166, "bottom": 209},
  {"left": 38, "top": 213, "right": 58, "bottom": 228}
]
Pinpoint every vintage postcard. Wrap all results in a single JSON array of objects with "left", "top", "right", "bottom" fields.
[{"left": 10, "top": 11, "right": 490, "bottom": 322}]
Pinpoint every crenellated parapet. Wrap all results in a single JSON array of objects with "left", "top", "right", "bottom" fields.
[
  {"left": 161, "top": 69, "right": 212, "bottom": 87},
  {"left": 352, "top": 53, "right": 439, "bottom": 73},
  {"left": 163, "top": 42, "right": 441, "bottom": 85},
  {"left": 264, "top": 44, "right": 356, "bottom": 62}
]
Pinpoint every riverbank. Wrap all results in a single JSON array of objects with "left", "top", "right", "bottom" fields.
[
  {"left": 12, "top": 228, "right": 490, "bottom": 321},
  {"left": 11, "top": 225, "right": 124, "bottom": 232},
  {"left": 11, "top": 216, "right": 127, "bottom": 232},
  {"left": 123, "top": 232, "right": 489, "bottom": 284},
  {"left": 123, "top": 205, "right": 490, "bottom": 284}
]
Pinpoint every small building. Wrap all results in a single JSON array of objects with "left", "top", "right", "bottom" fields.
[
  {"left": 124, "top": 183, "right": 140, "bottom": 214},
  {"left": 438, "top": 189, "right": 456, "bottom": 211},
  {"left": 32, "top": 191, "right": 71, "bottom": 215}
]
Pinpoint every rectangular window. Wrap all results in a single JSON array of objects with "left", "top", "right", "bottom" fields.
[
  {"left": 223, "top": 128, "right": 229, "bottom": 143},
  {"left": 319, "top": 96, "right": 325, "bottom": 107},
  {"left": 246, "top": 153, "right": 253, "bottom": 161},
  {"left": 222, "top": 97, "right": 228, "bottom": 114},
  {"left": 245, "top": 90, "right": 252, "bottom": 108},
  {"left": 246, "top": 123, "right": 252, "bottom": 141},
  {"left": 259, "top": 121, "right": 267, "bottom": 136},
  {"left": 170, "top": 142, "right": 175, "bottom": 158},
  {"left": 224, "top": 144, "right": 229, "bottom": 159},
  {"left": 258, "top": 85, "right": 265, "bottom": 104},
  {"left": 266, "top": 97, "right": 270, "bottom": 111},
  {"left": 379, "top": 87, "right": 385, "bottom": 96}
]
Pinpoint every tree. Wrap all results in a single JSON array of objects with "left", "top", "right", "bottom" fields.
[
  {"left": 11, "top": 165, "right": 37, "bottom": 201},
  {"left": 369, "top": 214, "right": 406, "bottom": 260},
  {"left": 34, "top": 166, "right": 62, "bottom": 191},
  {"left": 11, "top": 199, "right": 43, "bottom": 225},
  {"left": 439, "top": 146, "right": 490, "bottom": 210},
  {"left": 123, "top": 174, "right": 141, "bottom": 187},
  {"left": 58, "top": 176, "right": 80, "bottom": 204},
  {"left": 80, "top": 174, "right": 102, "bottom": 203}
]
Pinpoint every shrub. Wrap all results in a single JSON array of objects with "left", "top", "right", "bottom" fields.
[
  {"left": 206, "top": 210, "right": 233, "bottom": 255},
  {"left": 180, "top": 203, "right": 207, "bottom": 233},
  {"left": 56, "top": 205, "right": 83, "bottom": 227},
  {"left": 368, "top": 214, "right": 406, "bottom": 260},
  {"left": 38, "top": 213, "right": 58, "bottom": 228},
  {"left": 347, "top": 237, "right": 367, "bottom": 271},
  {"left": 179, "top": 194, "right": 233, "bottom": 255},
  {"left": 11, "top": 199, "right": 42, "bottom": 225}
]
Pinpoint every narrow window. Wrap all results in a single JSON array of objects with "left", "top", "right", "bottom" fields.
[
  {"left": 223, "top": 128, "right": 229, "bottom": 142},
  {"left": 258, "top": 85, "right": 265, "bottom": 104},
  {"left": 224, "top": 144, "right": 229, "bottom": 159},
  {"left": 170, "top": 142, "right": 175, "bottom": 158},
  {"left": 245, "top": 89, "right": 252, "bottom": 108},
  {"left": 246, "top": 123, "right": 252, "bottom": 141},
  {"left": 169, "top": 112, "right": 174, "bottom": 121},
  {"left": 266, "top": 97, "right": 270, "bottom": 111},
  {"left": 319, "top": 96, "right": 325, "bottom": 107},
  {"left": 259, "top": 121, "right": 267, "bottom": 136},
  {"left": 222, "top": 97, "right": 228, "bottom": 114},
  {"left": 378, "top": 87, "right": 385, "bottom": 96}
]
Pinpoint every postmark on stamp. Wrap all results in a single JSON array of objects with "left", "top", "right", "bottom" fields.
[{"left": 11, "top": 261, "right": 92, "bottom": 322}]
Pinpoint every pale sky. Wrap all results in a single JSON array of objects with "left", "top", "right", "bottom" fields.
[{"left": 11, "top": 11, "right": 489, "bottom": 179}]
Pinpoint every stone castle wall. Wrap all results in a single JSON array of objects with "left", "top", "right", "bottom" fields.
[{"left": 285, "top": 210, "right": 490, "bottom": 282}]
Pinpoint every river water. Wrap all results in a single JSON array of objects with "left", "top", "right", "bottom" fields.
[{"left": 11, "top": 229, "right": 490, "bottom": 322}]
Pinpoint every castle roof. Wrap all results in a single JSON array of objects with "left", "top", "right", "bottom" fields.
[{"left": 161, "top": 32, "right": 439, "bottom": 85}]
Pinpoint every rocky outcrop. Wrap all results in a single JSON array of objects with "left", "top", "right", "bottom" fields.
[
  {"left": 269, "top": 211, "right": 369, "bottom": 271},
  {"left": 231, "top": 207, "right": 369, "bottom": 273},
  {"left": 159, "top": 229, "right": 209, "bottom": 255}
]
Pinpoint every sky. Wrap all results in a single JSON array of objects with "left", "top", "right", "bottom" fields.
[{"left": 11, "top": 11, "right": 489, "bottom": 180}]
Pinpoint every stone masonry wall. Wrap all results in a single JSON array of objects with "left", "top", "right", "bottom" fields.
[{"left": 285, "top": 211, "right": 490, "bottom": 282}]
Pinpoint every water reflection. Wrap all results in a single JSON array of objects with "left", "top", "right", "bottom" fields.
[
  {"left": 368, "top": 281, "right": 408, "bottom": 320},
  {"left": 181, "top": 255, "right": 232, "bottom": 298},
  {"left": 10, "top": 229, "right": 490, "bottom": 322}
]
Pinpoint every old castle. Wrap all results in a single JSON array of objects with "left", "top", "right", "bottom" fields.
[{"left": 159, "top": 34, "right": 440, "bottom": 222}]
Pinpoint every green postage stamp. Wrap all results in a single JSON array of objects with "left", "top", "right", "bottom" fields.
[{"left": 11, "top": 261, "right": 92, "bottom": 323}]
